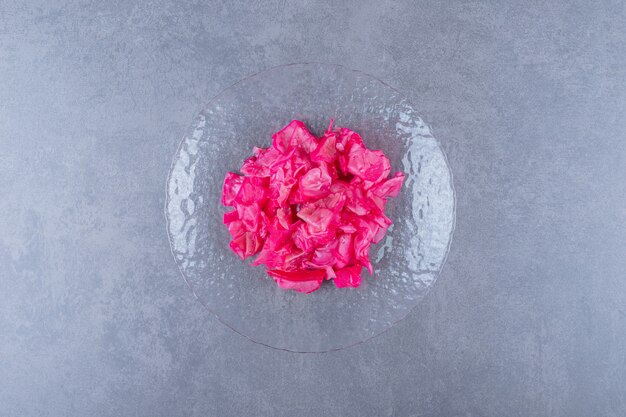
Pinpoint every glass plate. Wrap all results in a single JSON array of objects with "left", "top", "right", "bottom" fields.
[{"left": 165, "top": 63, "right": 455, "bottom": 352}]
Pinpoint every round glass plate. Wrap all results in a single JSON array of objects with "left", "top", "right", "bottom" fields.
[{"left": 165, "top": 63, "right": 455, "bottom": 352}]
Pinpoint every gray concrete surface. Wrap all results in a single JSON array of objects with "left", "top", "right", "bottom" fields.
[{"left": 1, "top": 1, "right": 625, "bottom": 416}]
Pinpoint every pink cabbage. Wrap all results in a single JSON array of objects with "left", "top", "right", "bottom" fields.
[{"left": 221, "top": 120, "right": 404, "bottom": 293}]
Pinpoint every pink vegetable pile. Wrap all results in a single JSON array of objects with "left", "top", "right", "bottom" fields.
[{"left": 222, "top": 120, "right": 404, "bottom": 293}]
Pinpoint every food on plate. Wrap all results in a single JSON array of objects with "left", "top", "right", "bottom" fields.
[{"left": 222, "top": 120, "right": 404, "bottom": 293}]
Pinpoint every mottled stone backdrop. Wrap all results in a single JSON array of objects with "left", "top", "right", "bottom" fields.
[{"left": 1, "top": 1, "right": 625, "bottom": 416}]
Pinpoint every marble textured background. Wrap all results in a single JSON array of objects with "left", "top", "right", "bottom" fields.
[{"left": 1, "top": 1, "right": 625, "bottom": 416}]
